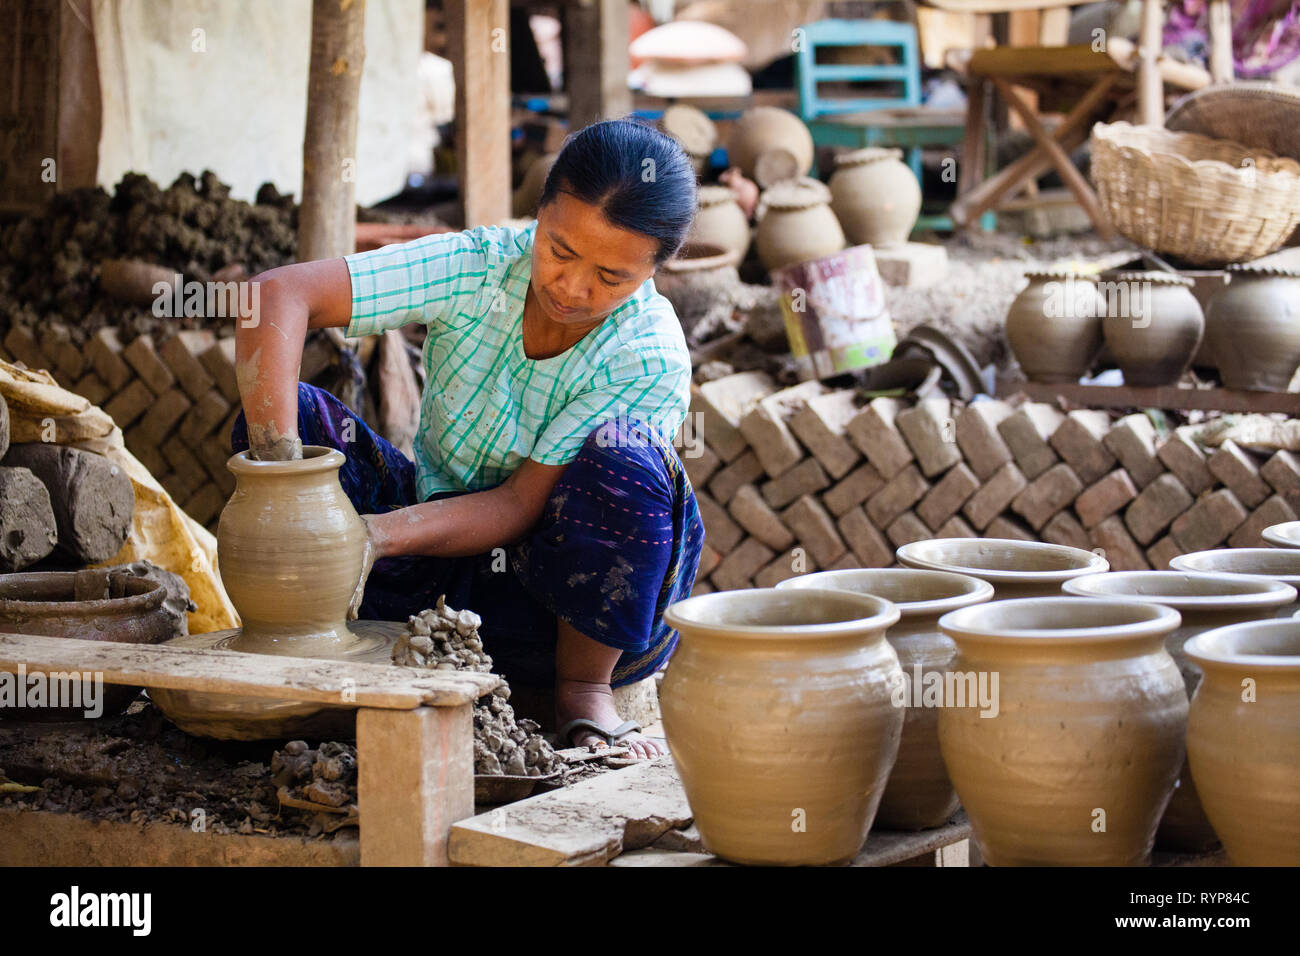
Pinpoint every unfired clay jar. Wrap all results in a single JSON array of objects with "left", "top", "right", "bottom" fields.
[
  {"left": 1062, "top": 570, "right": 1297, "bottom": 850},
  {"left": 654, "top": 242, "right": 741, "bottom": 337},
  {"left": 661, "top": 103, "right": 717, "bottom": 176},
  {"left": 755, "top": 179, "right": 846, "bottom": 272},
  {"left": 728, "top": 106, "right": 814, "bottom": 185},
  {"left": 938, "top": 597, "right": 1186, "bottom": 866},
  {"left": 1005, "top": 271, "right": 1104, "bottom": 383},
  {"left": 661, "top": 588, "right": 903, "bottom": 865},
  {"left": 829, "top": 148, "right": 922, "bottom": 247},
  {"left": 1171, "top": 549, "right": 1300, "bottom": 615},
  {"left": 1205, "top": 264, "right": 1300, "bottom": 391},
  {"left": 1184, "top": 620, "right": 1300, "bottom": 866},
  {"left": 1100, "top": 272, "right": 1204, "bottom": 386},
  {"left": 1261, "top": 519, "right": 1300, "bottom": 549},
  {"left": 689, "top": 185, "right": 751, "bottom": 260},
  {"left": 896, "top": 538, "right": 1109, "bottom": 600},
  {"left": 777, "top": 568, "right": 993, "bottom": 830}
]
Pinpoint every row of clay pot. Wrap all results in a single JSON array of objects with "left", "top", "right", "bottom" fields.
[
  {"left": 661, "top": 535, "right": 1300, "bottom": 866},
  {"left": 1006, "top": 265, "right": 1300, "bottom": 391}
]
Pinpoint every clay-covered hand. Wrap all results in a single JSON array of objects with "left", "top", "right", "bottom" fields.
[
  {"left": 246, "top": 423, "right": 303, "bottom": 462},
  {"left": 347, "top": 513, "right": 388, "bottom": 621}
]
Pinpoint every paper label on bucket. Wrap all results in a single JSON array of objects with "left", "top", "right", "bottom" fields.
[{"left": 773, "top": 245, "right": 896, "bottom": 380}]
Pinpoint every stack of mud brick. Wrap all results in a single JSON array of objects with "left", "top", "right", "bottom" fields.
[
  {"left": 1, "top": 323, "right": 239, "bottom": 532},
  {"left": 686, "top": 370, "right": 1300, "bottom": 593}
]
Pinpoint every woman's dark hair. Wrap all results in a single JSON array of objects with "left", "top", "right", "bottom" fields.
[{"left": 539, "top": 118, "right": 697, "bottom": 266}]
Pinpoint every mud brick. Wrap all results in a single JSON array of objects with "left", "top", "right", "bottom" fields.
[
  {"left": 886, "top": 511, "right": 931, "bottom": 548},
  {"left": 1011, "top": 463, "right": 1083, "bottom": 531},
  {"left": 71, "top": 372, "right": 110, "bottom": 407},
  {"left": 710, "top": 537, "right": 775, "bottom": 591},
  {"left": 163, "top": 434, "right": 209, "bottom": 491},
  {"left": 873, "top": 241, "right": 948, "bottom": 287},
  {"left": 41, "top": 323, "right": 85, "bottom": 381},
  {"left": 781, "top": 494, "right": 847, "bottom": 566},
  {"left": 160, "top": 334, "right": 217, "bottom": 402},
  {"left": 827, "top": 553, "right": 860, "bottom": 571},
  {"left": 690, "top": 578, "right": 715, "bottom": 597},
  {"left": 846, "top": 397, "right": 914, "bottom": 478},
  {"left": 738, "top": 404, "right": 805, "bottom": 478},
  {"left": 197, "top": 439, "right": 237, "bottom": 496},
  {"left": 997, "top": 404, "right": 1063, "bottom": 480},
  {"left": 1124, "top": 473, "right": 1194, "bottom": 545},
  {"left": 103, "top": 379, "right": 155, "bottom": 430},
  {"left": 1042, "top": 510, "right": 1091, "bottom": 552},
  {"left": 789, "top": 389, "right": 862, "bottom": 479},
  {"left": 761, "top": 458, "right": 830, "bottom": 510},
  {"left": 182, "top": 483, "right": 227, "bottom": 527},
  {"left": 682, "top": 440, "right": 720, "bottom": 491},
  {"left": 134, "top": 389, "right": 192, "bottom": 446},
  {"left": 199, "top": 338, "right": 240, "bottom": 404},
  {"left": 955, "top": 400, "right": 1014, "bottom": 480},
  {"left": 707, "top": 449, "right": 762, "bottom": 504},
  {"left": 1157, "top": 432, "right": 1213, "bottom": 497},
  {"left": 866, "top": 464, "right": 929, "bottom": 528},
  {"left": 3, "top": 325, "right": 46, "bottom": 370},
  {"left": 916, "top": 462, "right": 979, "bottom": 531},
  {"left": 754, "top": 548, "right": 820, "bottom": 589},
  {"left": 986, "top": 515, "right": 1035, "bottom": 541},
  {"left": 937, "top": 515, "right": 977, "bottom": 538},
  {"left": 822, "top": 462, "right": 884, "bottom": 517},
  {"left": 1261, "top": 450, "right": 1300, "bottom": 511},
  {"left": 1146, "top": 536, "right": 1183, "bottom": 571},
  {"left": 123, "top": 334, "right": 177, "bottom": 395},
  {"left": 178, "top": 389, "right": 232, "bottom": 445},
  {"left": 962, "top": 461, "right": 1028, "bottom": 531},
  {"left": 696, "top": 492, "right": 744, "bottom": 553},
  {"left": 1074, "top": 469, "right": 1138, "bottom": 528},
  {"left": 124, "top": 426, "right": 168, "bottom": 479},
  {"left": 838, "top": 507, "right": 892, "bottom": 567},
  {"left": 1228, "top": 495, "right": 1299, "bottom": 549},
  {"left": 896, "top": 398, "right": 962, "bottom": 478},
  {"left": 695, "top": 372, "right": 776, "bottom": 462},
  {"left": 729, "top": 484, "right": 795, "bottom": 551},
  {"left": 160, "top": 461, "right": 203, "bottom": 505},
  {"left": 1090, "top": 516, "right": 1150, "bottom": 571},
  {"left": 1207, "top": 440, "right": 1270, "bottom": 509},
  {"left": 1103, "top": 414, "right": 1163, "bottom": 488},
  {"left": 85, "top": 328, "right": 134, "bottom": 390},
  {"left": 698, "top": 543, "right": 722, "bottom": 578},
  {"left": 1049, "top": 410, "right": 1116, "bottom": 485},
  {"left": 1170, "top": 489, "right": 1249, "bottom": 553}
]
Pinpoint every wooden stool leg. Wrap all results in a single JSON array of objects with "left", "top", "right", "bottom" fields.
[{"left": 358, "top": 703, "right": 474, "bottom": 866}]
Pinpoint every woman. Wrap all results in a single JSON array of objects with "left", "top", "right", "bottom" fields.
[{"left": 232, "top": 120, "right": 703, "bottom": 759}]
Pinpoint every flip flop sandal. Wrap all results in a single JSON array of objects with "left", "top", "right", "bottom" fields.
[{"left": 557, "top": 718, "right": 642, "bottom": 749}]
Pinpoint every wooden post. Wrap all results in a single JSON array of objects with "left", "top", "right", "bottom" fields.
[
  {"left": 0, "top": 0, "right": 60, "bottom": 213},
  {"left": 1137, "top": 0, "right": 1164, "bottom": 127},
  {"left": 564, "top": 0, "right": 631, "bottom": 130},
  {"left": 299, "top": 0, "right": 366, "bottom": 263},
  {"left": 446, "top": 0, "right": 511, "bottom": 227},
  {"left": 1207, "top": 0, "right": 1233, "bottom": 84}
]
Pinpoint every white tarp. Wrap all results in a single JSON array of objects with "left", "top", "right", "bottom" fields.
[{"left": 92, "top": 0, "right": 421, "bottom": 205}]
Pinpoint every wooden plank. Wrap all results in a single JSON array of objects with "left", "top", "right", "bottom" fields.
[
  {"left": 970, "top": 44, "right": 1119, "bottom": 78},
  {"left": 1001, "top": 383, "right": 1300, "bottom": 417},
  {"left": 1137, "top": 0, "right": 1164, "bottom": 126},
  {"left": 1207, "top": 0, "right": 1233, "bottom": 84},
  {"left": 0, "top": 632, "right": 499, "bottom": 709},
  {"left": 851, "top": 812, "right": 972, "bottom": 866},
  {"left": 564, "top": 0, "right": 631, "bottom": 129},
  {"left": 447, "top": 0, "right": 511, "bottom": 227}
]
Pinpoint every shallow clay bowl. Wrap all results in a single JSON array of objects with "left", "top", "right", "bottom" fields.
[
  {"left": 1170, "top": 549, "right": 1300, "bottom": 614},
  {"left": 1262, "top": 520, "right": 1300, "bottom": 549},
  {"left": 896, "top": 538, "right": 1109, "bottom": 600},
  {"left": 776, "top": 567, "right": 994, "bottom": 614},
  {"left": 1062, "top": 570, "right": 1296, "bottom": 615}
]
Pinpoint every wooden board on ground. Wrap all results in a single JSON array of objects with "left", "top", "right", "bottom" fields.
[{"left": 1004, "top": 383, "right": 1300, "bottom": 417}]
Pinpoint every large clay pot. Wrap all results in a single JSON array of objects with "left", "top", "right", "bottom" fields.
[
  {"left": 1100, "top": 271, "right": 1204, "bottom": 386},
  {"left": 654, "top": 242, "right": 741, "bottom": 338},
  {"left": 1005, "top": 271, "right": 1104, "bottom": 383},
  {"left": 755, "top": 179, "right": 845, "bottom": 271},
  {"left": 688, "top": 185, "right": 750, "bottom": 260},
  {"left": 728, "top": 106, "right": 814, "bottom": 185},
  {"left": 777, "top": 568, "right": 993, "bottom": 829},
  {"left": 1184, "top": 620, "right": 1300, "bottom": 865},
  {"left": 1262, "top": 519, "right": 1300, "bottom": 549},
  {"left": 896, "top": 538, "right": 1109, "bottom": 600},
  {"left": 661, "top": 588, "right": 903, "bottom": 865},
  {"left": 1171, "top": 548, "right": 1300, "bottom": 615},
  {"left": 829, "top": 148, "right": 921, "bottom": 247},
  {"left": 1205, "top": 264, "right": 1300, "bottom": 391},
  {"left": 1062, "top": 570, "right": 1297, "bottom": 850},
  {"left": 938, "top": 597, "right": 1186, "bottom": 865},
  {"left": 1184, "top": 269, "right": 1227, "bottom": 370},
  {"left": 662, "top": 103, "right": 717, "bottom": 176},
  {"left": 0, "top": 569, "right": 175, "bottom": 720}
]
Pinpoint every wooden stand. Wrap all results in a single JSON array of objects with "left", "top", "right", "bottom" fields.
[{"left": 1001, "top": 382, "right": 1300, "bottom": 417}]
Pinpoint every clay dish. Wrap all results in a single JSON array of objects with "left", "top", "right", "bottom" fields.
[
  {"left": 1262, "top": 520, "right": 1300, "bottom": 549},
  {"left": 1171, "top": 549, "right": 1300, "bottom": 613},
  {"left": 896, "top": 538, "right": 1108, "bottom": 599}
]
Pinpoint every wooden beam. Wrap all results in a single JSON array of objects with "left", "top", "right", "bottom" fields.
[
  {"left": 958, "top": 75, "right": 988, "bottom": 198},
  {"left": 1002, "top": 383, "right": 1300, "bottom": 417},
  {"left": 1207, "top": 0, "right": 1233, "bottom": 84},
  {"left": 564, "top": 0, "right": 631, "bottom": 130},
  {"left": 0, "top": 0, "right": 60, "bottom": 211},
  {"left": 447, "top": 0, "right": 511, "bottom": 227},
  {"left": 1137, "top": 0, "right": 1164, "bottom": 126}
]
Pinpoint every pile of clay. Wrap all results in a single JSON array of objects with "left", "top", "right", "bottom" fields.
[{"left": 393, "top": 596, "right": 565, "bottom": 778}]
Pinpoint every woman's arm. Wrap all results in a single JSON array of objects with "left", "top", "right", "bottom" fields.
[{"left": 235, "top": 258, "right": 353, "bottom": 460}]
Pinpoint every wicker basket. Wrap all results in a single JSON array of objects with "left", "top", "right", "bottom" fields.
[{"left": 1090, "top": 121, "right": 1300, "bottom": 265}]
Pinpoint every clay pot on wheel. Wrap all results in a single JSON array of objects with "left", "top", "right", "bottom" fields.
[
  {"left": 829, "top": 148, "right": 921, "bottom": 247},
  {"left": 755, "top": 179, "right": 845, "bottom": 272},
  {"left": 728, "top": 107, "right": 814, "bottom": 184},
  {"left": 661, "top": 588, "right": 903, "bottom": 865},
  {"left": 777, "top": 568, "right": 993, "bottom": 830},
  {"left": 896, "top": 538, "right": 1109, "bottom": 600},
  {"left": 1171, "top": 548, "right": 1300, "bottom": 615},
  {"left": 688, "top": 185, "right": 751, "bottom": 260},
  {"left": 1205, "top": 264, "right": 1300, "bottom": 391},
  {"left": 1005, "top": 271, "right": 1104, "bottom": 384},
  {"left": 938, "top": 597, "right": 1187, "bottom": 865},
  {"left": 1184, "top": 620, "right": 1300, "bottom": 865},
  {"left": 1100, "top": 271, "right": 1204, "bottom": 386}
]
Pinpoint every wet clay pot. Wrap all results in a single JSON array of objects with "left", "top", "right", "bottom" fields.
[
  {"left": 0, "top": 570, "right": 175, "bottom": 720},
  {"left": 661, "top": 588, "right": 903, "bottom": 865},
  {"left": 688, "top": 185, "right": 751, "bottom": 260},
  {"left": 938, "top": 597, "right": 1186, "bottom": 866},
  {"left": 896, "top": 538, "right": 1109, "bottom": 600},
  {"left": 829, "top": 148, "right": 921, "bottom": 247},
  {"left": 755, "top": 179, "right": 845, "bottom": 272},
  {"left": 1171, "top": 549, "right": 1300, "bottom": 615},
  {"left": 777, "top": 568, "right": 993, "bottom": 830},
  {"left": 1205, "top": 264, "right": 1300, "bottom": 391},
  {"left": 1261, "top": 519, "right": 1300, "bottom": 549},
  {"left": 728, "top": 106, "right": 814, "bottom": 185},
  {"left": 1184, "top": 620, "right": 1300, "bottom": 866},
  {"left": 1100, "top": 271, "right": 1204, "bottom": 387},
  {"left": 1184, "top": 269, "right": 1227, "bottom": 370},
  {"left": 654, "top": 241, "right": 742, "bottom": 337},
  {"left": 1062, "top": 570, "right": 1297, "bottom": 851},
  {"left": 1005, "top": 271, "right": 1104, "bottom": 383}
]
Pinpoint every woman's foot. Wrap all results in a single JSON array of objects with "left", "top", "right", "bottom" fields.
[{"left": 555, "top": 677, "right": 665, "bottom": 760}]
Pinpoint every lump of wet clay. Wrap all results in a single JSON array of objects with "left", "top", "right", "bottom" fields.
[
  {"left": 0, "top": 465, "right": 59, "bottom": 571},
  {"left": 392, "top": 594, "right": 490, "bottom": 672},
  {"left": 271, "top": 740, "right": 358, "bottom": 808}
]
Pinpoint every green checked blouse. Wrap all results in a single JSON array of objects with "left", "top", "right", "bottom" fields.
[{"left": 343, "top": 220, "right": 692, "bottom": 499}]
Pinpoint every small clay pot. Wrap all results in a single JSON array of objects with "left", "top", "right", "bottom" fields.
[
  {"left": 896, "top": 538, "right": 1109, "bottom": 600},
  {"left": 1262, "top": 520, "right": 1300, "bottom": 549},
  {"left": 661, "top": 587, "right": 903, "bottom": 865},
  {"left": 777, "top": 568, "right": 994, "bottom": 830},
  {"left": 1184, "top": 620, "right": 1300, "bottom": 865},
  {"left": 1099, "top": 271, "right": 1204, "bottom": 386},
  {"left": 1005, "top": 271, "right": 1105, "bottom": 383},
  {"left": 829, "top": 148, "right": 921, "bottom": 247},
  {"left": 1205, "top": 264, "right": 1300, "bottom": 391},
  {"left": 728, "top": 107, "right": 814, "bottom": 185},
  {"left": 654, "top": 242, "right": 742, "bottom": 337},
  {"left": 1171, "top": 548, "right": 1300, "bottom": 615},
  {"left": 939, "top": 597, "right": 1186, "bottom": 865},
  {"left": 688, "top": 185, "right": 751, "bottom": 260},
  {"left": 755, "top": 179, "right": 846, "bottom": 272}
]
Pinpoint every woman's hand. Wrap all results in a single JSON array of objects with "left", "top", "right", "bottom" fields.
[{"left": 347, "top": 513, "right": 391, "bottom": 621}]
